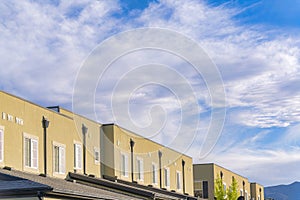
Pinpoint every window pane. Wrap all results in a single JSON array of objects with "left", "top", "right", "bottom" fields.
[
  {"left": 121, "top": 154, "right": 125, "bottom": 176},
  {"left": 137, "top": 159, "right": 144, "bottom": 180},
  {"left": 24, "top": 138, "right": 31, "bottom": 167},
  {"left": 74, "top": 144, "right": 82, "bottom": 169},
  {"left": 54, "top": 146, "right": 59, "bottom": 172},
  {"left": 177, "top": 172, "right": 181, "bottom": 189},
  {"left": 60, "top": 147, "right": 65, "bottom": 173},
  {"left": 203, "top": 181, "right": 209, "bottom": 199},
  {"left": 31, "top": 139, "right": 38, "bottom": 168},
  {"left": 164, "top": 168, "right": 170, "bottom": 187},
  {"left": 152, "top": 164, "right": 157, "bottom": 184}
]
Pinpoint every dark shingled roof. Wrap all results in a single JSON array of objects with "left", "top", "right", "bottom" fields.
[
  {"left": 0, "top": 168, "right": 143, "bottom": 200},
  {"left": 68, "top": 172, "right": 198, "bottom": 200}
]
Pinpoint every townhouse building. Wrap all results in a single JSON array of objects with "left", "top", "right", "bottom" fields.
[
  {"left": 0, "top": 90, "right": 195, "bottom": 200},
  {"left": 193, "top": 163, "right": 264, "bottom": 200}
]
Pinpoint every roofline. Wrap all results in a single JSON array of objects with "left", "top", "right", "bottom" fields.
[
  {"left": 56, "top": 106, "right": 105, "bottom": 125},
  {"left": 68, "top": 172, "right": 197, "bottom": 200},
  {"left": 0, "top": 90, "right": 73, "bottom": 120},
  {"left": 102, "top": 123, "right": 193, "bottom": 159},
  {"left": 193, "top": 163, "right": 251, "bottom": 181},
  {"left": 1, "top": 90, "right": 191, "bottom": 159}
]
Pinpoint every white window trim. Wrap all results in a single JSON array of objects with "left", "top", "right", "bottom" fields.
[
  {"left": 176, "top": 170, "right": 182, "bottom": 191},
  {"left": 53, "top": 141, "right": 66, "bottom": 175},
  {"left": 164, "top": 167, "right": 170, "bottom": 189},
  {"left": 0, "top": 126, "right": 4, "bottom": 162},
  {"left": 23, "top": 132, "right": 38, "bottom": 170},
  {"left": 94, "top": 147, "right": 100, "bottom": 164},
  {"left": 121, "top": 152, "right": 129, "bottom": 177},
  {"left": 74, "top": 141, "right": 82, "bottom": 170},
  {"left": 152, "top": 162, "right": 158, "bottom": 185}
]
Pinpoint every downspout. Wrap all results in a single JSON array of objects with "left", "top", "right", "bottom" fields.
[
  {"left": 182, "top": 159, "right": 185, "bottom": 194},
  {"left": 82, "top": 124, "right": 88, "bottom": 175},
  {"left": 158, "top": 150, "right": 162, "bottom": 189},
  {"left": 130, "top": 138, "right": 135, "bottom": 182},
  {"left": 42, "top": 116, "right": 49, "bottom": 176}
]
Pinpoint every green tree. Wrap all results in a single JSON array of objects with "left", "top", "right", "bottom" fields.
[
  {"left": 214, "top": 174, "right": 226, "bottom": 200},
  {"left": 227, "top": 176, "right": 239, "bottom": 200}
]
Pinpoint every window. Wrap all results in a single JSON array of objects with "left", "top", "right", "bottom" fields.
[
  {"left": 164, "top": 167, "right": 170, "bottom": 188},
  {"left": 203, "top": 181, "right": 209, "bottom": 199},
  {"left": 137, "top": 158, "right": 144, "bottom": 181},
  {"left": 176, "top": 171, "right": 181, "bottom": 190},
  {"left": 74, "top": 143, "right": 82, "bottom": 169},
  {"left": 53, "top": 143, "right": 65, "bottom": 174},
  {"left": 152, "top": 163, "right": 158, "bottom": 184},
  {"left": 121, "top": 153, "right": 128, "bottom": 177},
  {"left": 194, "top": 180, "right": 203, "bottom": 198},
  {"left": 24, "top": 135, "right": 38, "bottom": 169},
  {"left": 223, "top": 182, "right": 227, "bottom": 191},
  {"left": 94, "top": 148, "right": 100, "bottom": 164},
  {"left": 0, "top": 126, "right": 3, "bottom": 162}
]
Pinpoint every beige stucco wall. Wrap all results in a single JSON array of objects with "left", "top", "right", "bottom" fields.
[
  {"left": 102, "top": 124, "right": 194, "bottom": 195},
  {"left": 0, "top": 91, "right": 101, "bottom": 178},
  {"left": 251, "top": 183, "right": 264, "bottom": 200},
  {"left": 0, "top": 91, "right": 194, "bottom": 195},
  {"left": 214, "top": 164, "right": 251, "bottom": 199},
  {"left": 193, "top": 163, "right": 263, "bottom": 200}
]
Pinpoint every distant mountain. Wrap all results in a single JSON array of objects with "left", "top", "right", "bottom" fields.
[{"left": 264, "top": 181, "right": 300, "bottom": 200}]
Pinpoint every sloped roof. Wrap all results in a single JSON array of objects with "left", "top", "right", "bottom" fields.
[
  {"left": 68, "top": 172, "right": 197, "bottom": 200},
  {"left": 0, "top": 168, "right": 143, "bottom": 200}
]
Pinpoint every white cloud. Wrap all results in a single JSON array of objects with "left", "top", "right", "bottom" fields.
[
  {"left": 1, "top": 0, "right": 300, "bottom": 186},
  {"left": 0, "top": 0, "right": 120, "bottom": 104}
]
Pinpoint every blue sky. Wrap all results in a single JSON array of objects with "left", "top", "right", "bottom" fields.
[{"left": 0, "top": 0, "right": 300, "bottom": 186}]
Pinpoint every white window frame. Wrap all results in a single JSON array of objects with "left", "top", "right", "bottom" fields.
[
  {"left": 53, "top": 142, "right": 66, "bottom": 174},
  {"left": 152, "top": 162, "right": 158, "bottom": 185},
  {"left": 23, "top": 133, "right": 38, "bottom": 169},
  {"left": 0, "top": 126, "right": 4, "bottom": 162},
  {"left": 94, "top": 147, "right": 100, "bottom": 164},
  {"left": 176, "top": 171, "right": 182, "bottom": 190},
  {"left": 121, "top": 152, "right": 129, "bottom": 177},
  {"left": 193, "top": 180, "right": 203, "bottom": 198},
  {"left": 137, "top": 157, "right": 144, "bottom": 181},
  {"left": 74, "top": 142, "right": 82, "bottom": 169},
  {"left": 164, "top": 167, "right": 170, "bottom": 188}
]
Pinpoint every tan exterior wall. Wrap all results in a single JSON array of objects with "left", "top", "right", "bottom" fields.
[
  {"left": 0, "top": 91, "right": 101, "bottom": 179},
  {"left": 214, "top": 164, "right": 251, "bottom": 199},
  {"left": 193, "top": 163, "right": 264, "bottom": 200},
  {"left": 193, "top": 164, "right": 215, "bottom": 199},
  {"left": 251, "top": 183, "right": 264, "bottom": 200},
  {"left": 102, "top": 124, "right": 194, "bottom": 195},
  {"left": 0, "top": 91, "right": 193, "bottom": 196}
]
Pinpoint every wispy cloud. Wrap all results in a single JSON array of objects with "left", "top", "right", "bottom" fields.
[{"left": 0, "top": 0, "right": 300, "bottom": 186}]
